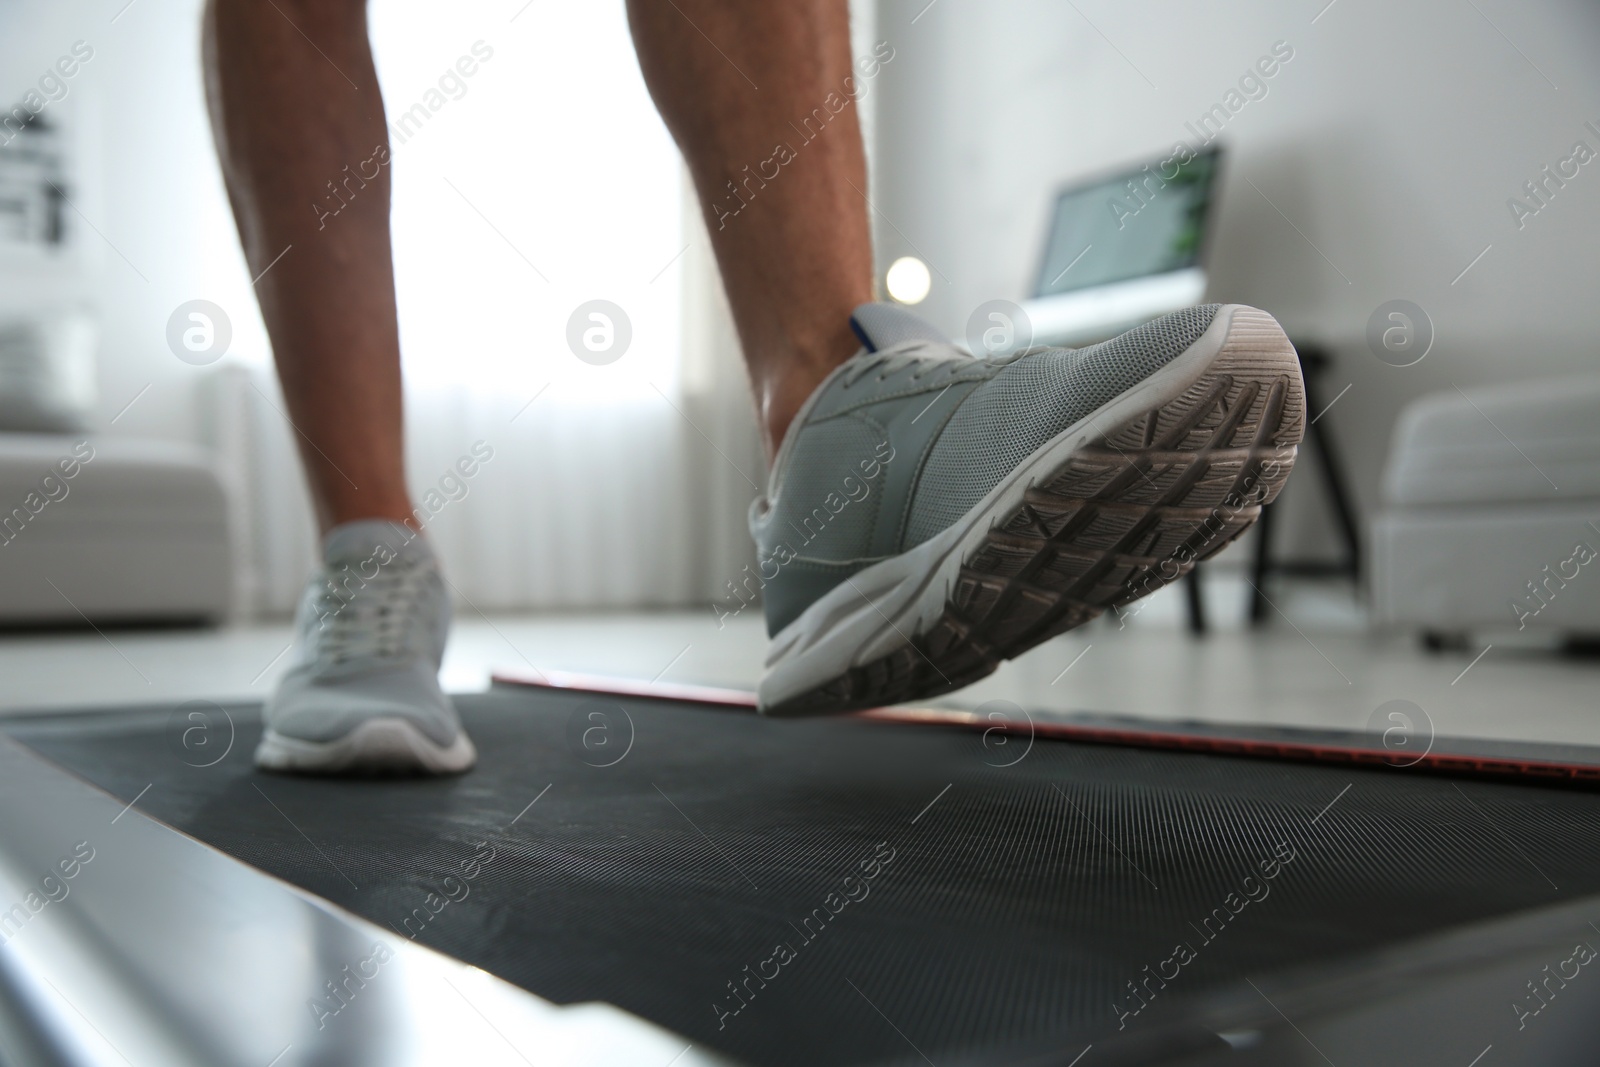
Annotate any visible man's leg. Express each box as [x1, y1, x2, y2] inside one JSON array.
[[203, 0, 474, 774], [631, 3, 1306, 716], [626, 0, 875, 460], [203, 0, 410, 531]]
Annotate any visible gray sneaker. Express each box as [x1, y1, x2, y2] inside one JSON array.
[[256, 520, 476, 774], [751, 303, 1305, 715]]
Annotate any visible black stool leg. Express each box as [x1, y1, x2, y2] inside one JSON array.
[[1306, 412, 1363, 582], [1185, 564, 1208, 635], [1250, 501, 1276, 625]]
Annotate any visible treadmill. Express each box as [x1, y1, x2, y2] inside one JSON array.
[[3, 147, 1595, 1067], [3, 675, 1600, 1066]]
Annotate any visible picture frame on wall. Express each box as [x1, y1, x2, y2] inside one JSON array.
[[0, 103, 72, 257]]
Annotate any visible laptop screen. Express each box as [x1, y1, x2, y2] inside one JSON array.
[[1033, 146, 1221, 299]]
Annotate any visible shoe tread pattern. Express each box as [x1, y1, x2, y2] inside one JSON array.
[[765, 308, 1306, 717]]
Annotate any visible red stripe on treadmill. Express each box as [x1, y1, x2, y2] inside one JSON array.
[[489, 669, 1600, 784]]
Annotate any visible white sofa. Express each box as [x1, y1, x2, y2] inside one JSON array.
[[0, 434, 231, 625], [1371, 376, 1600, 641]]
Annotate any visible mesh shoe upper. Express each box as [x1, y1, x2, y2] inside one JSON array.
[[749, 303, 1220, 636], [264, 520, 460, 746]]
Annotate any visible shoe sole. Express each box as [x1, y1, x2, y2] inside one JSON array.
[[255, 717, 477, 775], [759, 304, 1306, 716]]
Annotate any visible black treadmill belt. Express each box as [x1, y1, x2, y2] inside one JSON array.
[[9, 690, 1600, 1067]]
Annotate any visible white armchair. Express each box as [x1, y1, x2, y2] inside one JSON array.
[[0, 434, 231, 625], [1371, 375, 1600, 642]]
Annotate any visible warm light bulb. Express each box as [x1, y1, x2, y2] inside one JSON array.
[[885, 256, 932, 305]]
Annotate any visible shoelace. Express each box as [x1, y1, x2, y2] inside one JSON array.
[[840, 339, 1057, 390], [309, 556, 434, 671], [841, 343, 966, 388]]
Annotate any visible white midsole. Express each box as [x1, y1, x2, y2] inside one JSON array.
[[255, 716, 477, 774], [757, 304, 1247, 712]]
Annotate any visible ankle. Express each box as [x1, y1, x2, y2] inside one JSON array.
[[759, 380, 809, 463], [318, 499, 422, 539], [755, 325, 862, 462]]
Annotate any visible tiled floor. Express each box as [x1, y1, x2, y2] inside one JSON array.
[[1, 574, 1594, 748]]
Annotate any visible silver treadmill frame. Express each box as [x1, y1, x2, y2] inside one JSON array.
[[0, 735, 734, 1067]]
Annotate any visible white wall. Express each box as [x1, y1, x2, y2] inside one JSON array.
[[0, 0, 262, 446], [868, 0, 1600, 560]]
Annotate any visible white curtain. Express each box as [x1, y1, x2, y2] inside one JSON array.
[[205, 0, 762, 619]]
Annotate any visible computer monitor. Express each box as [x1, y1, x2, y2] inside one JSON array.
[[1021, 144, 1222, 347]]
